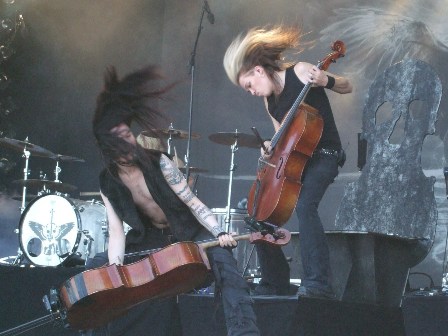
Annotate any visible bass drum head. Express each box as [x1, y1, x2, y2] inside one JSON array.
[[19, 194, 81, 266]]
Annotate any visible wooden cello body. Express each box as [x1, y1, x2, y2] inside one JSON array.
[[59, 242, 210, 330], [56, 229, 291, 330], [248, 103, 322, 225], [248, 41, 346, 226]]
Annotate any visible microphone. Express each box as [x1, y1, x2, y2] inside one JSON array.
[[204, 0, 215, 24]]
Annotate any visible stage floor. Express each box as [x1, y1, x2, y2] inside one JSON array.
[[0, 265, 447, 336]]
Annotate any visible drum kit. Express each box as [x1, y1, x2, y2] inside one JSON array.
[[0, 136, 107, 267], [0, 128, 263, 276]]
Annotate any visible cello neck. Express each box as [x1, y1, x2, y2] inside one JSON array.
[[198, 228, 291, 250], [197, 233, 252, 250], [123, 234, 251, 259], [124, 229, 291, 259]]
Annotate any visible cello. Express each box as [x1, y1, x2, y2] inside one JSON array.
[[0, 228, 290, 335], [247, 41, 346, 226]]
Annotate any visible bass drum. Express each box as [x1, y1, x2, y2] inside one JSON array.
[[211, 208, 260, 277], [19, 194, 107, 266]]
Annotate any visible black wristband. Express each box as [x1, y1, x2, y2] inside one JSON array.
[[325, 75, 335, 89], [217, 232, 228, 238]]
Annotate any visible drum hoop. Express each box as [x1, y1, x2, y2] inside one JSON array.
[[82, 199, 105, 207], [19, 193, 82, 266]]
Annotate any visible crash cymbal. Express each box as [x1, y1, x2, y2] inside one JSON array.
[[51, 154, 85, 162], [178, 167, 208, 174], [208, 132, 260, 148], [144, 128, 200, 140], [0, 137, 55, 157], [13, 179, 78, 193]]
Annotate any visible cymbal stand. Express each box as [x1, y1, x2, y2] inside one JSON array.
[[166, 123, 174, 155], [20, 141, 31, 213], [12, 142, 31, 266], [224, 131, 239, 231], [54, 160, 61, 182]]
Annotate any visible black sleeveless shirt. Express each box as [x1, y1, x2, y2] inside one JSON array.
[[267, 66, 341, 151], [99, 149, 201, 245]]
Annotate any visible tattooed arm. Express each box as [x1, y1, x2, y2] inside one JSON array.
[[159, 154, 236, 247]]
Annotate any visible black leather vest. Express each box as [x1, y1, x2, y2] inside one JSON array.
[[99, 149, 201, 245]]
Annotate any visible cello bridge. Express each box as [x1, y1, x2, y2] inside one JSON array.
[[258, 157, 276, 169]]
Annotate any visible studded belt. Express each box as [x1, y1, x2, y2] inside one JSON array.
[[315, 148, 340, 158]]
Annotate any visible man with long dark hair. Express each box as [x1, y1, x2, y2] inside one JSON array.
[[88, 65, 260, 336]]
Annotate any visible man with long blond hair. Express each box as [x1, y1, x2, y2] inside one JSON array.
[[224, 25, 352, 299]]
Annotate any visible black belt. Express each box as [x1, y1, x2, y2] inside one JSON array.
[[315, 148, 340, 158], [315, 148, 346, 168]]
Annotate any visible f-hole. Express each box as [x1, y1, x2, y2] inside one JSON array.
[[276, 157, 284, 179], [375, 101, 405, 145]]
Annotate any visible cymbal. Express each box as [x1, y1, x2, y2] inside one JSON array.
[[51, 154, 85, 162], [0, 137, 55, 157], [178, 167, 208, 174], [208, 132, 260, 148], [144, 128, 200, 140], [12, 179, 78, 193]]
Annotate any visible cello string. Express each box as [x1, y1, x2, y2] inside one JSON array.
[[123, 235, 236, 259], [0, 315, 55, 336]]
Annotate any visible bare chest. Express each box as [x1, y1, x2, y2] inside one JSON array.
[[118, 168, 168, 226]]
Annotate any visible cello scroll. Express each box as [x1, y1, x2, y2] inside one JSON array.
[[318, 40, 346, 71]]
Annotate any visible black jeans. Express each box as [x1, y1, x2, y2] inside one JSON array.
[[192, 229, 260, 336], [256, 152, 339, 293]]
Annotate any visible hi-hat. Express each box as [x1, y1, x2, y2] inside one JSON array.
[[51, 154, 85, 162], [0, 137, 55, 157], [144, 128, 200, 140], [208, 132, 260, 148], [178, 167, 208, 174], [13, 179, 78, 193]]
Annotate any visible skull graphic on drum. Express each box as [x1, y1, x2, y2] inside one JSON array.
[[19, 194, 107, 266]]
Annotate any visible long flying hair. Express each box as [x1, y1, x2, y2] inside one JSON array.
[[223, 25, 306, 89], [93, 65, 175, 169]]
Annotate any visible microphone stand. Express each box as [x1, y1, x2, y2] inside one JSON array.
[[442, 167, 448, 293], [185, 3, 210, 183]]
